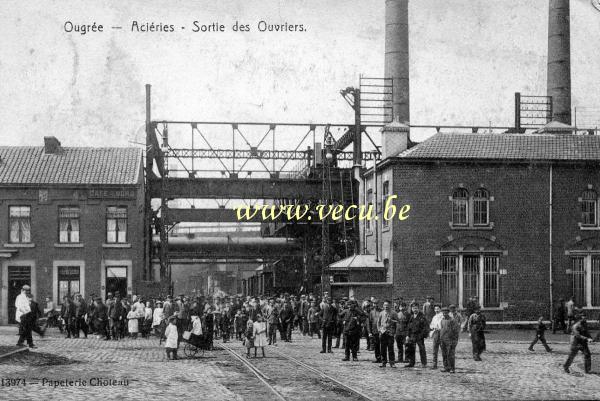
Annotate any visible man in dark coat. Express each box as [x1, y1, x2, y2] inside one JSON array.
[[334, 299, 347, 349], [109, 294, 124, 340], [319, 297, 337, 353], [91, 297, 109, 340], [340, 301, 367, 362], [73, 294, 88, 338], [564, 310, 594, 374], [439, 307, 460, 373], [404, 302, 428, 367], [467, 307, 486, 361], [60, 295, 75, 339], [553, 299, 567, 334], [265, 298, 279, 345], [394, 302, 410, 363], [203, 307, 214, 350], [279, 301, 294, 342]]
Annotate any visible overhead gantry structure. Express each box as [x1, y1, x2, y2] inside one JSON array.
[[143, 78, 391, 295]]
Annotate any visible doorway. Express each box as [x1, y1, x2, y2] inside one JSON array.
[[8, 266, 31, 324], [106, 266, 127, 298]]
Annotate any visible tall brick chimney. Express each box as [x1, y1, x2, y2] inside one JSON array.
[[547, 0, 571, 125], [44, 136, 62, 154], [385, 0, 410, 124]]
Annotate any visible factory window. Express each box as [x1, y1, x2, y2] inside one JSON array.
[[382, 180, 390, 228], [483, 256, 500, 307], [58, 207, 80, 243], [366, 189, 373, 232], [9, 206, 31, 243], [572, 257, 586, 307], [581, 190, 597, 226], [473, 189, 489, 226], [106, 206, 128, 243], [440, 256, 458, 306], [451, 189, 469, 226], [570, 255, 600, 307], [439, 253, 501, 309]]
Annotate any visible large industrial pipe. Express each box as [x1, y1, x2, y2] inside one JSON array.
[[547, 0, 571, 125], [385, 0, 410, 123], [152, 236, 300, 248]]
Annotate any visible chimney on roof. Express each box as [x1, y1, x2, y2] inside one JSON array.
[[381, 117, 410, 159], [44, 136, 62, 154]]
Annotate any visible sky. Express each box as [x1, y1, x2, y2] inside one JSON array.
[[1, 0, 599, 150]]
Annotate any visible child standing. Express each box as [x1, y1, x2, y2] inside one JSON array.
[[244, 319, 254, 358], [528, 316, 552, 352], [307, 301, 320, 338], [164, 316, 179, 360], [253, 314, 267, 358], [127, 306, 139, 339]]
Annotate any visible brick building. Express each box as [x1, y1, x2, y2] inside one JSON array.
[[361, 121, 600, 321], [0, 137, 144, 324]]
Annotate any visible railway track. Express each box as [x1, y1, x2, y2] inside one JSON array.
[[217, 341, 375, 401], [216, 342, 286, 401]]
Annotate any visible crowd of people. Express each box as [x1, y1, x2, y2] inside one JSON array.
[[12, 285, 598, 374]]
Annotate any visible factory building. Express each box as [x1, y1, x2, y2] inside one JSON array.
[[362, 121, 600, 321], [0, 137, 144, 324]]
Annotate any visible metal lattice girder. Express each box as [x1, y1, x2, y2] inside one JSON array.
[[148, 177, 343, 200], [166, 148, 379, 161]]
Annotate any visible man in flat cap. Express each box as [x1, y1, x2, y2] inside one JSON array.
[[564, 309, 594, 374], [440, 307, 460, 373], [340, 300, 367, 362], [467, 306, 486, 361]]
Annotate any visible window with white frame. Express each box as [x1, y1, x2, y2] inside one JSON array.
[[451, 189, 469, 226], [366, 189, 373, 232], [9, 206, 31, 243], [581, 190, 597, 227], [570, 255, 600, 307], [451, 187, 492, 228], [59, 207, 80, 243], [382, 180, 390, 228], [473, 189, 489, 226], [439, 254, 501, 308], [106, 206, 128, 243]]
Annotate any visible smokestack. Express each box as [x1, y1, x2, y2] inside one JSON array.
[[547, 0, 571, 125], [385, 0, 410, 123]]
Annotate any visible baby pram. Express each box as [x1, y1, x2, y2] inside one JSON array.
[[182, 331, 211, 358]]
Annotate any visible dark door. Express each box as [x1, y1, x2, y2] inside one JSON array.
[[8, 266, 31, 324], [106, 267, 127, 298]]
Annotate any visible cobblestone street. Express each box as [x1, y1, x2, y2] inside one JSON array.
[[0, 326, 599, 400]]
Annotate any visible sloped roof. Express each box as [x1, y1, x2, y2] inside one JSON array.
[[0, 147, 142, 185], [398, 133, 600, 161], [329, 254, 385, 270]]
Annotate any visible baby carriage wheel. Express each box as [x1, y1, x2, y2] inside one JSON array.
[[184, 342, 199, 358]]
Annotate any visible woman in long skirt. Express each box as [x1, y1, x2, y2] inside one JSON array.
[[253, 314, 268, 358]]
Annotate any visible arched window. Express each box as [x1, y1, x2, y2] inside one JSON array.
[[582, 190, 597, 226], [452, 188, 469, 226], [473, 188, 489, 226]]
